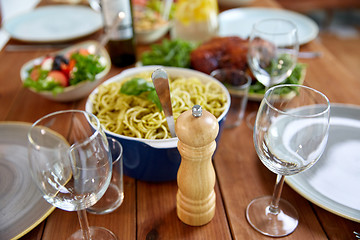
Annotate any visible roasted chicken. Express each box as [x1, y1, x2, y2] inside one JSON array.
[[190, 36, 249, 75]]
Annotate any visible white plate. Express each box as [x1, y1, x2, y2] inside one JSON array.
[[0, 122, 55, 240], [218, 7, 319, 45], [4, 5, 103, 42], [286, 104, 360, 222]]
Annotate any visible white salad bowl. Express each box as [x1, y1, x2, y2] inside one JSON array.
[[136, 22, 171, 44], [20, 40, 111, 102], [133, 5, 171, 44]]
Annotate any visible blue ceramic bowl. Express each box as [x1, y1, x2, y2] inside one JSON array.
[[85, 66, 230, 182]]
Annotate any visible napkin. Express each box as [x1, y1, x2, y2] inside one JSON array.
[[0, 0, 40, 51], [0, 30, 10, 51]]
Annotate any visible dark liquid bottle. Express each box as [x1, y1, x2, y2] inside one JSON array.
[[101, 0, 136, 68], [107, 38, 136, 67]]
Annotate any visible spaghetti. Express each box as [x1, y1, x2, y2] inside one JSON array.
[[91, 72, 228, 139]]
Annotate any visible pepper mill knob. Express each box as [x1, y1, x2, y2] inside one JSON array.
[[175, 105, 219, 226]]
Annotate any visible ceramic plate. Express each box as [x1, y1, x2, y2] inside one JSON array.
[[0, 122, 55, 240], [286, 104, 360, 222], [4, 5, 102, 42], [219, 7, 319, 45]]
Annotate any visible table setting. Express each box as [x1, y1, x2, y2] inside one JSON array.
[[0, 0, 359, 239]]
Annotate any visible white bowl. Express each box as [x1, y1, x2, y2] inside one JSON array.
[[133, 5, 171, 44], [136, 22, 171, 44], [20, 40, 111, 102]]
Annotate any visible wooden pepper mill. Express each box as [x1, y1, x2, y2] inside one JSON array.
[[175, 105, 219, 226]]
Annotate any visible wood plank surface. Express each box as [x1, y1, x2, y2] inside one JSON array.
[[136, 181, 232, 239], [215, 123, 328, 239], [319, 32, 360, 79], [40, 176, 136, 240], [300, 40, 360, 105], [214, 0, 360, 239], [0, 0, 359, 239], [275, 0, 360, 12]]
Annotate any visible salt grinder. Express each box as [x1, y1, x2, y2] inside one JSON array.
[[175, 105, 219, 226]]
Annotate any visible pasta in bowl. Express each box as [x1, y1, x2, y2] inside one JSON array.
[[85, 66, 230, 181]]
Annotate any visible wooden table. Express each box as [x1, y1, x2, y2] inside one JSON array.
[[1, 0, 359, 239], [275, 0, 360, 13]]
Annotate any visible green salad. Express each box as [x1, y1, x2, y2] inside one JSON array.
[[23, 49, 105, 95], [141, 39, 198, 68], [249, 63, 306, 95]]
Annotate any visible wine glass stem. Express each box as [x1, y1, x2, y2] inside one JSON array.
[[265, 78, 272, 92], [77, 209, 92, 240], [269, 175, 285, 214]]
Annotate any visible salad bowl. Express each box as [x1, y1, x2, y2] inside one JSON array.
[[20, 40, 111, 102], [85, 66, 230, 181], [136, 22, 171, 44], [134, 5, 171, 44]]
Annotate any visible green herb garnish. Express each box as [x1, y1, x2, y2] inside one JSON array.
[[265, 53, 294, 77], [120, 77, 162, 110], [146, 0, 176, 19], [249, 63, 306, 95], [141, 39, 198, 68], [69, 53, 105, 85]]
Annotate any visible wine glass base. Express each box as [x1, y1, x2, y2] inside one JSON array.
[[68, 226, 117, 240], [87, 183, 124, 215], [246, 196, 298, 237], [246, 111, 257, 130]]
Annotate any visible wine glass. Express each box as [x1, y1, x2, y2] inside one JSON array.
[[246, 84, 330, 237], [247, 18, 299, 88], [87, 137, 124, 215], [28, 110, 117, 240], [246, 18, 299, 128]]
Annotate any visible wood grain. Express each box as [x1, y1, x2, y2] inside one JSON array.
[[0, 0, 359, 239]]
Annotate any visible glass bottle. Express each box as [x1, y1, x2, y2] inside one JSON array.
[[101, 0, 136, 67], [170, 0, 219, 43]]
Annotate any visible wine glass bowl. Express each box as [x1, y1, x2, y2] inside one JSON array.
[[28, 110, 117, 240], [247, 18, 299, 88], [246, 84, 330, 237], [255, 86, 330, 175]]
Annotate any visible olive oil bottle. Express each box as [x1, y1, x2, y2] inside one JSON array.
[[101, 0, 136, 67]]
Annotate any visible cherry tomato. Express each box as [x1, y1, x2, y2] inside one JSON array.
[[48, 70, 69, 87], [30, 66, 41, 81], [60, 59, 76, 78]]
